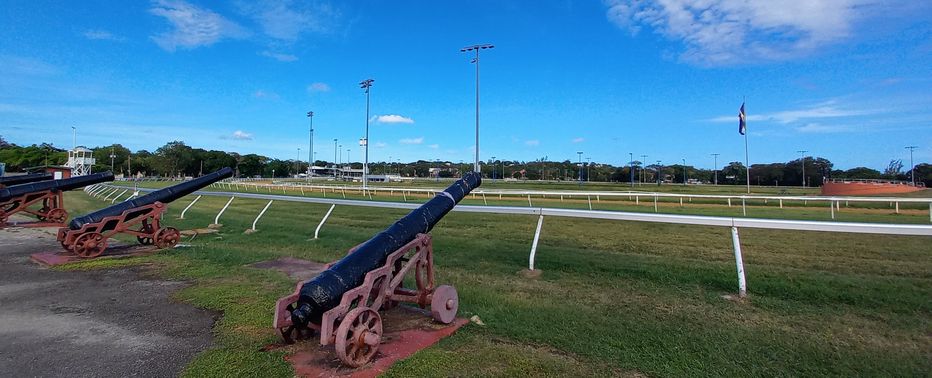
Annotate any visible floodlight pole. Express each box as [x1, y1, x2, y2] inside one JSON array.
[[640, 155, 647, 184], [586, 157, 591, 182], [109, 147, 115, 172], [461, 43, 494, 173], [629, 152, 634, 186], [360, 79, 374, 189], [682, 158, 687, 185], [797, 150, 808, 187], [906, 146, 918, 186], [577, 151, 583, 184], [333, 139, 338, 179], [307, 111, 314, 181], [711, 153, 720, 185], [491, 156, 496, 181]]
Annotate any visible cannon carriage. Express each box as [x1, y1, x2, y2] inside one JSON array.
[[273, 172, 480, 367], [0, 172, 113, 228], [57, 167, 233, 258]]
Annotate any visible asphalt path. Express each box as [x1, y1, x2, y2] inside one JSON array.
[[0, 226, 215, 377]]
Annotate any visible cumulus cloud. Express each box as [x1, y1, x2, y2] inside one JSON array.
[[149, 0, 247, 51], [236, 0, 338, 41], [83, 29, 125, 41], [604, 0, 881, 65], [399, 137, 423, 145], [307, 82, 330, 92], [231, 130, 253, 140], [375, 114, 414, 124], [260, 50, 298, 62], [572, 137, 585, 143], [525, 139, 540, 146]]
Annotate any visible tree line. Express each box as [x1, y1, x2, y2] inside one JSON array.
[[1, 136, 928, 187]]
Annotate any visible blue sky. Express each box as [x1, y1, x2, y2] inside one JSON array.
[[1, 0, 930, 170]]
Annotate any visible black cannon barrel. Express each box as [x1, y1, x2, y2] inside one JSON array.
[[292, 172, 481, 324], [68, 167, 233, 230], [0, 172, 114, 203], [0, 173, 53, 187]]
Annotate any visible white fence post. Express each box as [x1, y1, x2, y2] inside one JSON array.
[[314, 204, 336, 239], [180, 195, 202, 219], [111, 189, 128, 203], [528, 215, 545, 271], [895, 201, 899, 214], [250, 200, 274, 231], [653, 196, 658, 212], [527, 195, 533, 207], [482, 193, 488, 205], [213, 196, 235, 226], [831, 200, 835, 220], [742, 198, 747, 216], [587, 195, 592, 210], [731, 226, 748, 298]]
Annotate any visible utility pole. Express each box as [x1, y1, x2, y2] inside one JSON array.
[[359, 79, 374, 189], [461, 43, 494, 172], [586, 157, 591, 182], [307, 111, 314, 181], [711, 153, 720, 185], [656, 160, 662, 186], [109, 147, 115, 172], [491, 156, 496, 181], [797, 150, 808, 187], [682, 158, 687, 185], [905, 146, 918, 185]]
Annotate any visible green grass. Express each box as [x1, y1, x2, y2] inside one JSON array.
[[58, 188, 932, 377]]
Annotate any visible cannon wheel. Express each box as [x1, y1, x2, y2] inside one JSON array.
[[279, 303, 314, 344], [36, 207, 50, 221], [335, 307, 382, 367], [154, 227, 180, 249], [73, 232, 107, 258], [137, 223, 155, 245], [46, 208, 67, 224], [430, 285, 459, 324]]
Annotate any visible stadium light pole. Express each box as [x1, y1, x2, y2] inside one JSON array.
[[656, 160, 662, 186], [586, 157, 592, 182], [797, 150, 808, 187], [461, 43, 494, 173], [640, 155, 647, 184], [711, 153, 720, 185], [906, 146, 918, 185], [682, 158, 687, 185], [333, 139, 338, 179], [296, 148, 301, 177], [577, 151, 583, 184], [491, 156, 496, 181], [360, 79, 374, 189], [307, 111, 314, 181], [109, 147, 115, 172], [629, 152, 634, 186]]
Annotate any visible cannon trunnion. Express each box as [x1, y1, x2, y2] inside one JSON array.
[[0, 172, 114, 228], [273, 172, 480, 367], [57, 167, 233, 258]]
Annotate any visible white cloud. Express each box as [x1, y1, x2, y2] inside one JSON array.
[[708, 102, 874, 124], [83, 29, 125, 42], [428, 144, 440, 149], [307, 82, 330, 92], [149, 0, 247, 51], [525, 139, 540, 146], [236, 0, 337, 41], [253, 90, 279, 99], [604, 0, 879, 65], [231, 130, 253, 140], [260, 50, 298, 62], [376, 114, 414, 124], [399, 137, 423, 145], [795, 123, 857, 134], [572, 137, 585, 143], [374, 142, 387, 148]]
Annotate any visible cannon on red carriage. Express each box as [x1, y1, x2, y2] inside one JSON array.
[[57, 167, 233, 258], [0, 172, 113, 228], [273, 172, 480, 367], [0, 173, 53, 188]]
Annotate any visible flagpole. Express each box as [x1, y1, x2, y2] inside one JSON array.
[[743, 97, 750, 194]]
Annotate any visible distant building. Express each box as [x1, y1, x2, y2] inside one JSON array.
[[66, 146, 95, 176]]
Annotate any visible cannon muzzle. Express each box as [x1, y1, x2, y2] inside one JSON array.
[[68, 167, 233, 230], [0, 172, 114, 203], [0, 173, 54, 187], [292, 172, 481, 325]]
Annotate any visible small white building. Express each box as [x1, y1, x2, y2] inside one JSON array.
[[67, 146, 95, 176]]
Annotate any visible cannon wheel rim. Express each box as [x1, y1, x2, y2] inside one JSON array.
[[279, 303, 313, 344], [46, 208, 67, 224], [73, 232, 107, 258], [430, 285, 458, 324], [154, 227, 180, 249], [335, 307, 382, 368]]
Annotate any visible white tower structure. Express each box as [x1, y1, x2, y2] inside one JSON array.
[[67, 146, 95, 176]]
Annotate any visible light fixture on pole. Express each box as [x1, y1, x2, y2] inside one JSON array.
[[797, 150, 808, 187], [905, 146, 918, 186], [109, 147, 116, 172], [307, 111, 314, 181], [460, 43, 494, 173], [586, 157, 591, 182], [359, 79, 374, 189], [333, 139, 338, 179], [711, 153, 720, 185], [656, 160, 662, 185], [491, 156, 496, 181], [576, 151, 583, 184], [640, 154, 648, 184]]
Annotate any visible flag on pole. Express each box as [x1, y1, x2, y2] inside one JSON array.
[[738, 102, 747, 135]]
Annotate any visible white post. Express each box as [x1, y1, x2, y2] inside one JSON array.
[[111, 189, 128, 203], [528, 215, 544, 271], [679, 197, 683, 206], [250, 200, 274, 231], [929, 203, 931, 223], [779, 199, 783, 209], [587, 195, 592, 210], [742, 198, 747, 216], [636, 195, 639, 205], [731, 226, 747, 298], [403, 191, 407, 202], [180, 195, 202, 219], [483, 193, 487, 205], [101, 188, 118, 201], [728, 198, 732, 207], [895, 201, 899, 214], [314, 204, 336, 239], [653, 196, 658, 212], [342, 188, 346, 199], [527, 195, 532, 207], [830, 200, 835, 220], [213, 196, 235, 225]]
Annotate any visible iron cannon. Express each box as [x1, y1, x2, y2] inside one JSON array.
[[0, 172, 114, 228], [0, 173, 53, 188]]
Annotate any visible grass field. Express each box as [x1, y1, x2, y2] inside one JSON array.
[[108, 180, 932, 225], [57, 185, 932, 377]]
